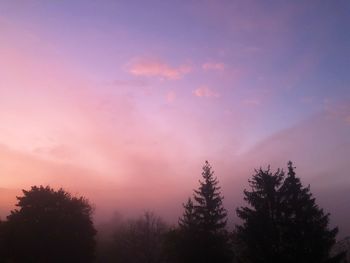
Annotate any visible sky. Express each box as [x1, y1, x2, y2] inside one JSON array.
[[0, 0, 349, 237]]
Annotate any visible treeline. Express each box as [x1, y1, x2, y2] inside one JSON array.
[[0, 161, 345, 263]]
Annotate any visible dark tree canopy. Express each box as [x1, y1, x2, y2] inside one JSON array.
[[4, 185, 96, 263], [236, 162, 339, 263], [236, 166, 285, 262], [175, 161, 232, 263]]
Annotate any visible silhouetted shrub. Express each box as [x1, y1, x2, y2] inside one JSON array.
[[5, 185, 96, 263]]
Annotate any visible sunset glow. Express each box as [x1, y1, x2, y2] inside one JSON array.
[[0, 1, 349, 237]]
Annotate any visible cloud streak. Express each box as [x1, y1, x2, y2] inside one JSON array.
[[128, 58, 191, 80], [193, 86, 220, 98]]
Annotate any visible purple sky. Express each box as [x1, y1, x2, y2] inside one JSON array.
[[0, 0, 349, 237]]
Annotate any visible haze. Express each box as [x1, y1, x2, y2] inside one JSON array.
[[0, 1, 349, 238]]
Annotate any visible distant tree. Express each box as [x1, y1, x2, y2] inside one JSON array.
[[176, 161, 232, 263], [179, 198, 197, 231], [236, 162, 339, 263], [168, 198, 200, 263], [112, 211, 168, 263], [5, 185, 96, 263]]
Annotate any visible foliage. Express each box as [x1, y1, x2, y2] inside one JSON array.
[[4, 185, 96, 263], [236, 162, 339, 263], [193, 161, 228, 233], [179, 198, 197, 231], [175, 161, 232, 263]]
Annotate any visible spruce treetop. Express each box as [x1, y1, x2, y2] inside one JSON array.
[[193, 161, 227, 233]]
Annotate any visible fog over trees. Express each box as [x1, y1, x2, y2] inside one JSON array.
[[0, 161, 347, 263]]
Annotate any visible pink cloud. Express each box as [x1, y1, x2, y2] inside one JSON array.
[[128, 58, 191, 80], [193, 86, 220, 98], [202, 62, 225, 71]]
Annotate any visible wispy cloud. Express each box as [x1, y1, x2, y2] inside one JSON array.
[[128, 58, 191, 80], [193, 86, 220, 98], [202, 62, 225, 71]]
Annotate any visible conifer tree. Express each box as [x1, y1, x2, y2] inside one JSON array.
[[236, 166, 285, 262], [179, 198, 197, 231], [177, 161, 232, 263], [279, 161, 339, 263], [236, 162, 340, 263], [193, 161, 227, 234]]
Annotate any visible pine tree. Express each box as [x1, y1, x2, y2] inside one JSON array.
[[236, 162, 340, 263], [179, 198, 197, 231], [236, 166, 285, 263], [193, 161, 227, 234], [279, 161, 339, 263], [177, 161, 232, 263]]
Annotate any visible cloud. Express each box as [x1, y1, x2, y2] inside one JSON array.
[[128, 58, 191, 80], [202, 62, 225, 71], [193, 86, 220, 98]]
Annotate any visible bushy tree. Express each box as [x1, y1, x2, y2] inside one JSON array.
[[4, 185, 96, 263], [236, 162, 339, 263], [176, 161, 232, 263]]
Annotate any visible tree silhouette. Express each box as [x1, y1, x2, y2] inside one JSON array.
[[179, 198, 197, 231], [176, 161, 232, 263], [193, 161, 228, 233], [279, 161, 339, 263], [112, 211, 168, 263], [236, 166, 284, 262], [5, 185, 96, 263], [236, 162, 339, 263], [0, 219, 8, 263]]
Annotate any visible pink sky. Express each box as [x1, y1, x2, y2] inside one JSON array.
[[0, 1, 349, 237]]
